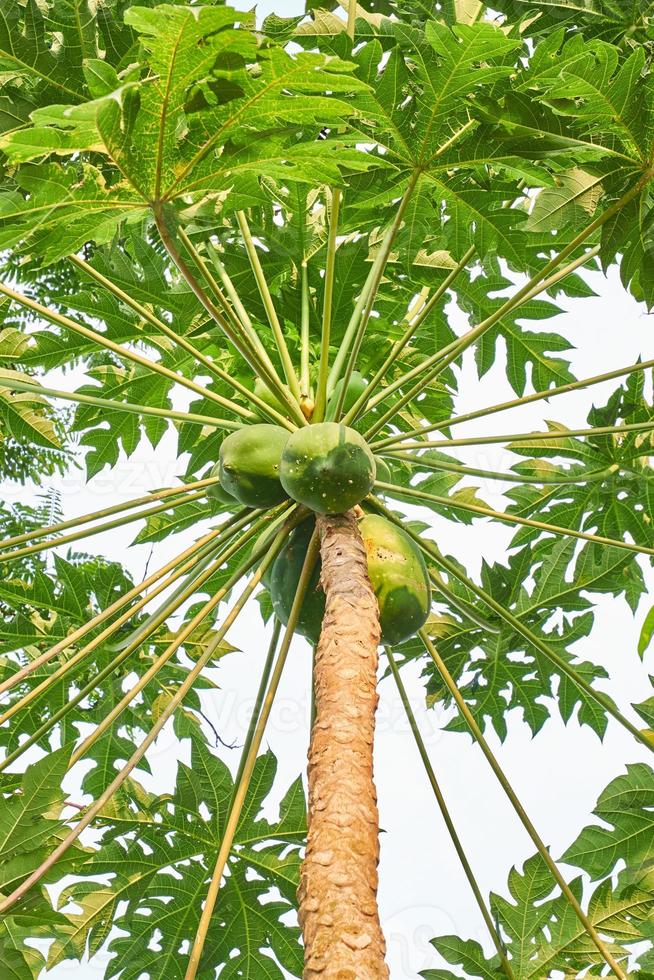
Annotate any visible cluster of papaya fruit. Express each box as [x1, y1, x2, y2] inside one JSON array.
[[207, 376, 431, 646], [268, 515, 431, 646]]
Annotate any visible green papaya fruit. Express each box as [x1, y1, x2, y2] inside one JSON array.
[[252, 378, 291, 420], [359, 513, 431, 645], [207, 461, 237, 503], [219, 424, 289, 508], [324, 371, 367, 421], [279, 422, 375, 514], [373, 456, 392, 485], [269, 518, 325, 642], [269, 512, 430, 646]]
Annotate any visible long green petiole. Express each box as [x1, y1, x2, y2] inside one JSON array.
[[313, 188, 342, 423], [70, 252, 293, 430], [183, 529, 320, 980], [176, 228, 272, 357], [0, 375, 238, 430], [430, 569, 500, 634], [300, 261, 312, 403], [310, 0, 353, 420], [0, 280, 257, 423], [0, 540, 213, 730], [229, 619, 282, 805], [384, 452, 617, 486], [346, 0, 357, 35], [154, 209, 306, 427], [206, 247, 274, 368], [385, 647, 515, 979], [375, 479, 654, 557], [330, 173, 420, 420], [176, 227, 293, 408], [68, 513, 291, 768], [370, 496, 654, 755], [373, 417, 654, 452], [0, 539, 229, 773], [236, 210, 303, 404], [344, 284, 432, 425], [0, 511, 257, 726], [0, 526, 290, 915], [0, 487, 210, 565], [57, 518, 286, 766], [109, 541, 231, 655], [386, 356, 654, 446], [0, 477, 225, 554], [113, 501, 297, 656], [364, 244, 603, 440], [0, 510, 250, 699], [343, 246, 476, 426], [420, 630, 629, 980], [362, 243, 599, 423]]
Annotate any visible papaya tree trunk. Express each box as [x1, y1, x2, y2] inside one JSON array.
[[298, 510, 389, 979]]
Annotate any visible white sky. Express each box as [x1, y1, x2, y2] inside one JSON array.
[[2, 3, 653, 977]]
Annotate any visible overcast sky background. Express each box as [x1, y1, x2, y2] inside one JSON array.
[[3, 2, 653, 977]]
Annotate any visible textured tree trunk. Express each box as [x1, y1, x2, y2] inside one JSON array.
[[298, 510, 389, 979]]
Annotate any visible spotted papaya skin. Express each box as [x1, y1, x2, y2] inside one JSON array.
[[219, 424, 289, 508], [279, 422, 375, 515]]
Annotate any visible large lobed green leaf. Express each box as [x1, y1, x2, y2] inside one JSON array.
[[424, 763, 654, 977], [48, 741, 306, 978]]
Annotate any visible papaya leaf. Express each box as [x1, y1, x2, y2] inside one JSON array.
[[0, 748, 85, 979], [48, 743, 306, 978], [0, 369, 62, 449], [639, 607, 654, 658], [561, 763, 654, 882]]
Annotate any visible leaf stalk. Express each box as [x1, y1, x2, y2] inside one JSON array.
[[154, 208, 305, 427], [69, 252, 291, 429], [236, 210, 303, 404], [375, 479, 654, 557], [420, 630, 628, 980], [370, 495, 654, 756], [375, 418, 654, 453], [330, 172, 420, 419], [386, 647, 515, 979], [364, 244, 602, 439], [0, 375, 237, 430], [0, 280, 255, 423], [0, 512, 255, 729], [313, 188, 342, 423], [343, 246, 476, 425], [183, 531, 319, 979], [0, 527, 288, 916]]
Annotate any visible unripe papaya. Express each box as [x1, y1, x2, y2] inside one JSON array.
[[325, 371, 367, 421], [269, 519, 325, 642], [279, 422, 375, 514], [207, 461, 237, 503], [253, 378, 291, 420], [373, 455, 392, 485], [219, 424, 289, 508], [269, 513, 431, 646], [359, 514, 431, 645]]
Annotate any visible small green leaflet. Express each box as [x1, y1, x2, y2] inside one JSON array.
[[0, 748, 86, 980], [639, 607, 654, 658], [0, 369, 62, 450]]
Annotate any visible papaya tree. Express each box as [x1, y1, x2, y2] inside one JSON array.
[[1, 0, 654, 977]]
